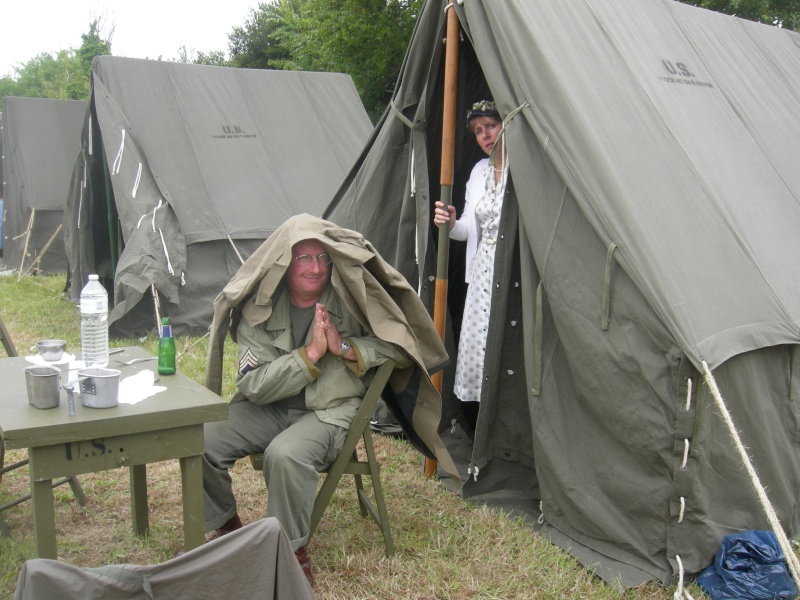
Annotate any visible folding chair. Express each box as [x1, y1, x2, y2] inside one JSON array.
[[0, 314, 87, 538], [249, 359, 396, 555], [0, 314, 17, 357]]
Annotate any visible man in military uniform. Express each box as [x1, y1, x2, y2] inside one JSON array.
[[202, 236, 411, 587]]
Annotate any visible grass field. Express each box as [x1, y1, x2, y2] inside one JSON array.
[[0, 273, 707, 599]]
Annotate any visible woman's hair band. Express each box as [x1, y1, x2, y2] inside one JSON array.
[[466, 100, 500, 126]]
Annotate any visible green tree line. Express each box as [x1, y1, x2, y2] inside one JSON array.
[[0, 20, 110, 101], [692, 0, 798, 28], [2, 1, 797, 121]]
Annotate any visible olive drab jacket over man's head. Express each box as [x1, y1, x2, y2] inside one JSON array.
[[205, 214, 459, 485]]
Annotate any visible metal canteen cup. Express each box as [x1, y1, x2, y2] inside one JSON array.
[[30, 339, 67, 362], [24, 365, 62, 409], [64, 367, 121, 409]]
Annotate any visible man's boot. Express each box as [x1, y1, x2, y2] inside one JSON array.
[[207, 513, 243, 541], [294, 546, 315, 587]]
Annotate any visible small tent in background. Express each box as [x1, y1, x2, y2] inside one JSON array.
[[1, 109, 3, 257], [1, 97, 86, 274], [65, 56, 373, 336], [325, 0, 800, 588]]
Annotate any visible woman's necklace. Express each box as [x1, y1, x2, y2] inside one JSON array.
[[485, 140, 509, 198], [481, 141, 509, 246]]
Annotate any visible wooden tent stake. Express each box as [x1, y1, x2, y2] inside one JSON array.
[[151, 284, 161, 331], [17, 210, 35, 282], [22, 224, 63, 279]]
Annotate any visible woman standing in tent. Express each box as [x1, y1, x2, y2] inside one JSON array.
[[434, 100, 509, 436]]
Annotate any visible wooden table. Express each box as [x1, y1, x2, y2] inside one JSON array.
[[0, 346, 228, 558]]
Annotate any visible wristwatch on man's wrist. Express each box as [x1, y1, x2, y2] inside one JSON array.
[[340, 340, 351, 357]]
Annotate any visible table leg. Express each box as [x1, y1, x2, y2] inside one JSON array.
[[30, 476, 57, 559], [130, 464, 149, 536], [180, 454, 204, 551]]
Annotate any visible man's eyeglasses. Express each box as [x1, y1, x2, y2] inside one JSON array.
[[293, 253, 332, 266]]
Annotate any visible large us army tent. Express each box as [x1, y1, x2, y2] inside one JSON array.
[[2, 97, 86, 274], [65, 56, 372, 336], [325, 0, 800, 588]]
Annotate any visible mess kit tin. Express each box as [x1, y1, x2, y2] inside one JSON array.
[[26, 363, 121, 412], [64, 367, 121, 409], [30, 339, 67, 362], [24, 365, 62, 409]]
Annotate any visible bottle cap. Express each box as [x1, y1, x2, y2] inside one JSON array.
[[162, 317, 170, 324]]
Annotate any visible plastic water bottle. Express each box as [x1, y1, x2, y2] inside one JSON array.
[[158, 317, 176, 375], [80, 274, 109, 367]]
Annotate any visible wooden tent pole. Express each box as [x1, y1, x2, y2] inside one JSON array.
[[426, 1, 460, 479]]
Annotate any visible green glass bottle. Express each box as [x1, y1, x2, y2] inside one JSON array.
[[158, 317, 176, 375]]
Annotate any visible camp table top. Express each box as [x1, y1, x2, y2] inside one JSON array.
[[0, 346, 228, 558]]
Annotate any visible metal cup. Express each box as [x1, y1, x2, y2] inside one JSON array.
[[24, 365, 62, 409], [30, 339, 67, 362], [77, 367, 121, 408]]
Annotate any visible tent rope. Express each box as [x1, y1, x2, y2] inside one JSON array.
[[685, 378, 693, 412], [150, 199, 163, 231], [136, 199, 160, 230], [676, 381, 694, 524], [601, 242, 617, 330], [226, 235, 245, 265], [78, 162, 86, 230], [700, 359, 800, 585], [177, 330, 209, 360], [503, 101, 529, 126], [154, 220, 175, 275], [132, 163, 142, 198], [410, 145, 416, 197], [111, 129, 126, 175], [680, 439, 690, 470], [672, 555, 696, 600], [389, 100, 423, 130], [158, 228, 175, 276]]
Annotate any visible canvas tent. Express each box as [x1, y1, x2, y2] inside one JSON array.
[[1, 109, 3, 253], [324, 0, 800, 588], [2, 97, 86, 274], [1, 110, 3, 255], [65, 56, 372, 336]]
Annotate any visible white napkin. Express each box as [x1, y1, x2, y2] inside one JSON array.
[[118, 370, 167, 405], [26, 353, 76, 366]]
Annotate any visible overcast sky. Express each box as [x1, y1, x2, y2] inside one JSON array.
[[1, 0, 257, 77]]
